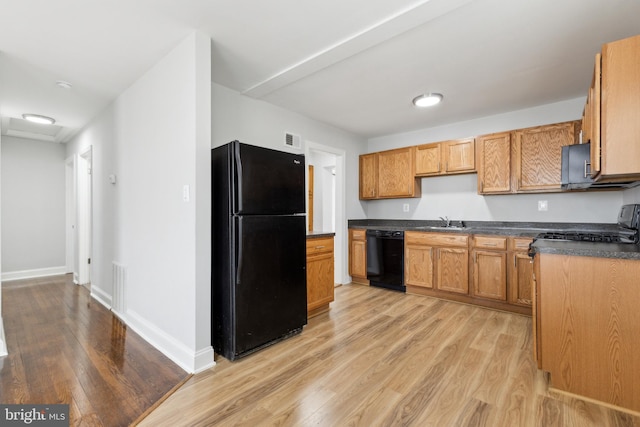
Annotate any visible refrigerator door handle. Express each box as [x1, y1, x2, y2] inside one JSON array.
[[234, 143, 243, 213], [236, 218, 243, 284]]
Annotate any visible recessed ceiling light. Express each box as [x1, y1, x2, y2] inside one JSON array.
[[22, 114, 56, 125], [56, 80, 73, 89], [413, 93, 443, 108]]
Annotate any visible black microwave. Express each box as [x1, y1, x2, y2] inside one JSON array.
[[561, 143, 640, 190]]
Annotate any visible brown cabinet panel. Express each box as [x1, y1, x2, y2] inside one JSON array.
[[476, 132, 512, 194], [359, 153, 378, 199], [599, 35, 640, 181], [349, 229, 367, 280], [405, 244, 433, 288], [406, 232, 468, 247], [359, 147, 420, 199], [415, 143, 442, 175], [537, 253, 640, 413], [306, 237, 334, 316], [514, 122, 577, 192], [472, 250, 507, 301], [436, 248, 469, 294], [472, 235, 507, 250], [377, 147, 419, 198], [509, 252, 533, 306], [444, 138, 475, 173]]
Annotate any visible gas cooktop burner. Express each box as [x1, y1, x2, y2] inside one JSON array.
[[534, 229, 638, 244]]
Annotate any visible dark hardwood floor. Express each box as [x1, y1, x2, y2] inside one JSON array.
[[0, 274, 189, 426]]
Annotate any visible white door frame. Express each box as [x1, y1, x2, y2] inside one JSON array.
[[65, 156, 76, 275], [305, 141, 347, 285], [76, 147, 93, 287]]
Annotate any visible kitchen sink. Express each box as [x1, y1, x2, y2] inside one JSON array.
[[415, 226, 467, 231]]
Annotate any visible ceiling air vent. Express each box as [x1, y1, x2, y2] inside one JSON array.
[[284, 132, 301, 149]]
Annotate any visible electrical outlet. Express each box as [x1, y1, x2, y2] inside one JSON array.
[[402, 203, 410, 212], [538, 200, 548, 211]]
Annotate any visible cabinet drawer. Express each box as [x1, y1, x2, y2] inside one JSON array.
[[350, 229, 366, 241], [307, 237, 334, 255], [509, 237, 533, 251], [473, 236, 507, 250], [406, 231, 468, 247]]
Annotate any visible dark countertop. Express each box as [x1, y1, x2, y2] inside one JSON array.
[[349, 219, 640, 260], [530, 239, 640, 260], [307, 231, 336, 239]]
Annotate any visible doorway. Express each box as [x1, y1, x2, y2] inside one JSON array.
[[306, 142, 346, 285], [66, 147, 92, 288]]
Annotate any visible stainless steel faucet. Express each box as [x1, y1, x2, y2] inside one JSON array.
[[439, 216, 450, 227]]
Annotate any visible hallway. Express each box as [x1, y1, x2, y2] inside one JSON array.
[[0, 274, 188, 426]]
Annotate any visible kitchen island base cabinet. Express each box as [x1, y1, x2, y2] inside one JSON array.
[[306, 236, 335, 318], [535, 253, 640, 414]]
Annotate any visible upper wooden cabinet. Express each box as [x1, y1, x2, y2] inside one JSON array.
[[588, 35, 640, 182], [513, 121, 578, 192], [359, 153, 378, 199], [476, 132, 512, 194], [359, 147, 421, 200], [415, 138, 475, 176], [477, 121, 579, 195]]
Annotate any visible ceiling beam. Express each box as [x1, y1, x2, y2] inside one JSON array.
[[242, 0, 473, 99]]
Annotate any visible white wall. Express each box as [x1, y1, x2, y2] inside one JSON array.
[[623, 185, 640, 204], [0, 127, 5, 357], [366, 98, 624, 224], [1, 136, 66, 278], [211, 83, 367, 284], [309, 150, 337, 232], [66, 32, 212, 373]]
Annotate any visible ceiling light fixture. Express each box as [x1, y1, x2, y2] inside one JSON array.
[[412, 93, 443, 108], [22, 113, 56, 125], [56, 80, 73, 89]]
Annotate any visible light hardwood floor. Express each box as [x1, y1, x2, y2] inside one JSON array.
[[140, 284, 640, 427]]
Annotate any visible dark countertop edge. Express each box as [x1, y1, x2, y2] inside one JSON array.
[[531, 240, 640, 260], [348, 219, 640, 260], [307, 231, 336, 239]]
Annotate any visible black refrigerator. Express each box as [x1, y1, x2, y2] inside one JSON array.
[[212, 140, 307, 361]]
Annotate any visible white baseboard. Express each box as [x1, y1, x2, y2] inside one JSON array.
[[90, 286, 112, 309], [125, 309, 215, 374], [1, 266, 67, 282]]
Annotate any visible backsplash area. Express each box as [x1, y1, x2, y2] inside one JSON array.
[[364, 173, 624, 224]]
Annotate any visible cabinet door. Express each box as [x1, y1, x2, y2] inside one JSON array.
[[590, 53, 602, 177], [306, 251, 334, 312], [514, 121, 577, 192], [377, 147, 418, 198], [444, 138, 475, 173], [477, 132, 512, 194], [415, 143, 442, 176], [600, 35, 640, 180], [349, 230, 367, 279], [472, 250, 507, 301], [359, 153, 378, 199], [509, 252, 533, 306], [436, 248, 469, 294], [405, 244, 434, 288]]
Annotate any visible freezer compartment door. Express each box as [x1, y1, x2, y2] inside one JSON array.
[[234, 214, 307, 356], [233, 142, 305, 215]]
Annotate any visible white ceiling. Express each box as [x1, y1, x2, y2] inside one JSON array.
[[1, 0, 639, 142]]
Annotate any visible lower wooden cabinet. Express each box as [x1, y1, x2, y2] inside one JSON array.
[[508, 237, 534, 307], [471, 236, 508, 301], [306, 236, 334, 318], [349, 229, 368, 283], [535, 253, 640, 414], [405, 231, 469, 295]]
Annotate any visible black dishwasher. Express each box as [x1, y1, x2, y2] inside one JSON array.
[[366, 230, 405, 292]]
